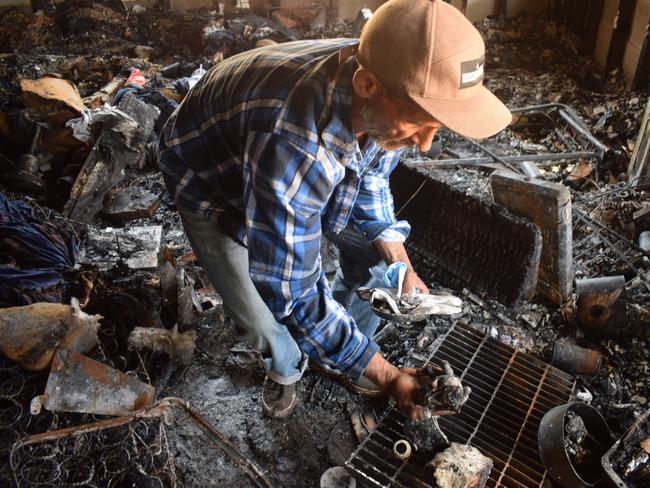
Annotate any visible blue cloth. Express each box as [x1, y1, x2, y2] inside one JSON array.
[[0, 194, 78, 306], [159, 39, 411, 379]]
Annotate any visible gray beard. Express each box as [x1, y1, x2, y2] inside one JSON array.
[[358, 100, 413, 150]]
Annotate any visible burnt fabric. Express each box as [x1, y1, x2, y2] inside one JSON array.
[[0, 193, 78, 306]]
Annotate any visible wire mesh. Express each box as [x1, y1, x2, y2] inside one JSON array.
[[572, 185, 650, 293], [0, 338, 169, 487]]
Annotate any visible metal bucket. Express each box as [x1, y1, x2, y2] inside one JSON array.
[[538, 402, 613, 488]]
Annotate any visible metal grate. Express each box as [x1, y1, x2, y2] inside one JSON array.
[[346, 322, 576, 488], [391, 165, 542, 307]]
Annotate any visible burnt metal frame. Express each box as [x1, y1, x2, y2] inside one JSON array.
[[406, 103, 608, 171], [572, 204, 650, 293], [345, 322, 576, 488]]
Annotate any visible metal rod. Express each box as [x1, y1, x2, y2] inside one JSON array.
[[11, 399, 273, 488], [558, 109, 609, 156], [161, 398, 273, 488], [574, 208, 650, 259], [462, 137, 524, 174], [28, 125, 42, 155], [573, 210, 650, 292], [405, 151, 600, 168], [509, 103, 609, 156]]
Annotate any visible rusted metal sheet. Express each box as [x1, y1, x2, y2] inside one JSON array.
[[31, 348, 155, 416]]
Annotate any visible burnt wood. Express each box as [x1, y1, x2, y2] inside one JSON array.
[[63, 92, 159, 224]]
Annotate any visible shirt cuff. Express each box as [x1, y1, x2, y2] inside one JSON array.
[[346, 337, 381, 380], [370, 219, 411, 243]]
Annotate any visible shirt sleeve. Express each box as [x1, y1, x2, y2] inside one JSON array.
[[243, 132, 379, 379], [350, 150, 411, 242]]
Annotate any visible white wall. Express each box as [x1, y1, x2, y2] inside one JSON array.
[[593, 0, 620, 70], [623, 0, 650, 87]]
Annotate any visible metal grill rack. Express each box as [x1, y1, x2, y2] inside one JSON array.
[[345, 322, 576, 488]]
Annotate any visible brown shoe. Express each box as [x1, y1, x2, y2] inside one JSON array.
[[261, 376, 297, 418]]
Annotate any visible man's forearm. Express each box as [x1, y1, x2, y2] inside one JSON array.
[[372, 240, 414, 269], [372, 240, 429, 294], [363, 351, 400, 390]]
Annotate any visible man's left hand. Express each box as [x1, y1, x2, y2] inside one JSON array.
[[402, 268, 429, 295]]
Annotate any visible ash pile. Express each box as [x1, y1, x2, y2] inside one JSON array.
[[0, 1, 648, 488]]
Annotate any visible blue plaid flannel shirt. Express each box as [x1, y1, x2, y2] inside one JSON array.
[[159, 39, 411, 379]]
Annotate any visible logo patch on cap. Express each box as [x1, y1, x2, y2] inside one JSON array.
[[460, 57, 484, 89]]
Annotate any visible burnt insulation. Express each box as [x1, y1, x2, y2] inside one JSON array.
[[391, 165, 542, 307]]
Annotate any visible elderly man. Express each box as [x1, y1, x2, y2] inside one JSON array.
[[159, 0, 510, 419]]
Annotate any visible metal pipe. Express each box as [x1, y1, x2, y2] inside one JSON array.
[[551, 341, 603, 376], [520, 161, 542, 178], [404, 151, 600, 167], [510, 103, 609, 156], [558, 109, 609, 156], [28, 125, 41, 155], [462, 137, 523, 174], [575, 276, 626, 295]]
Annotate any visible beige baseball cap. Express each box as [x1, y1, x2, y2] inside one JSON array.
[[357, 0, 512, 139]]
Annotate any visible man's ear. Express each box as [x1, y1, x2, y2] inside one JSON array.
[[353, 67, 383, 100]]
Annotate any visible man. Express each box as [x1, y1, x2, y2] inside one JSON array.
[[159, 0, 511, 419]]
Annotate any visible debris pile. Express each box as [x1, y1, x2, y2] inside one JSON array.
[[0, 2, 647, 487]]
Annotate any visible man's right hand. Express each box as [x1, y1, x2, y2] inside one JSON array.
[[363, 352, 432, 421]]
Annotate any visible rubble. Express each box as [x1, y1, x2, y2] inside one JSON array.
[[128, 324, 197, 365], [0, 297, 101, 371], [602, 409, 650, 487], [101, 185, 161, 222], [78, 225, 162, 270], [428, 442, 493, 488], [422, 361, 471, 416], [0, 3, 647, 487], [404, 414, 450, 454], [63, 91, 159, 223]]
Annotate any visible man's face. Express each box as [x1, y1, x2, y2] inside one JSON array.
[[359, 93, 443, 152]]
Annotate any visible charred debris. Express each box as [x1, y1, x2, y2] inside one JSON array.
[[0, 1, 649, 488]]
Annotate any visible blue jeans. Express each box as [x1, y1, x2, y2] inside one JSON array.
[[179, 208, 386, 384]]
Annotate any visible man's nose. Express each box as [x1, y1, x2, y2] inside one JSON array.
[[412, 127, 438, 152]]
